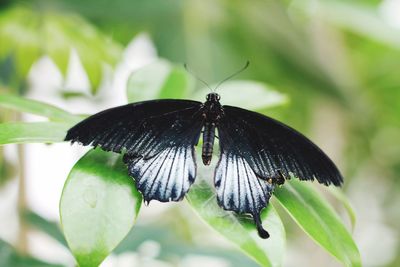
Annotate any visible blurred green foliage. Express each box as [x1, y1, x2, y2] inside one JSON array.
[[0, 5, 121, 89], [0, 239, 63, 267]]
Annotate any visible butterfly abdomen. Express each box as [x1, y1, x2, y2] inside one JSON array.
[[202, 122, 216, 165]]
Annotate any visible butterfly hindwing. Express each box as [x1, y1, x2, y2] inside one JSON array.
[[65, 99, 204, 202], [214, 151, 274, 238], [124, 145, 196, 202]]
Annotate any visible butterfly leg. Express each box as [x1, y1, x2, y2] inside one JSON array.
[[276, 170, 286, 185], [265, 170, 286, 186], [256, 173, 284, 185]]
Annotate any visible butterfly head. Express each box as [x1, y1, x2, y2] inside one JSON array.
[[206, 93, 221, 102]]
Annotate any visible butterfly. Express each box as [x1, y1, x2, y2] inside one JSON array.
[[65, 91, 343, 239]]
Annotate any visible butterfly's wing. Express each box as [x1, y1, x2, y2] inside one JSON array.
[[65, 99, 204, 202], [65, 100, 203, 157], [215, 105, 343, 238], [218, 106, 343, 185]]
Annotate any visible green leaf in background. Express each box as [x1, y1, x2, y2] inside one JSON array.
[[25, 211, 68, 248], [293, 0, 400, 48], [327, 187, 357, 231], [186, 180, 285, 267], [0, 55, 15, 86], [24, 210, 260, 267], [0, 122, 72, 145], [0, 93, 81, 123], [0, 144, 16, 186], [116, 224, 260, 267], [60, 149, 142, 267], [274, 180, 361, 267], [0, 6, 122, 89], [0, 154, 14, 185], [126, 59, 193, 102], [0, 239, 63, 267], [191, 80, 288, 111]]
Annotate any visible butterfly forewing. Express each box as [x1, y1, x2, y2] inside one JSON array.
[[218, 105, 343, 186], [66, 100, 202, 156], [65, 100, 204, 202]]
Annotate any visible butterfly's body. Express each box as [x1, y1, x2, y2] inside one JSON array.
[[201, 122, 216, 165], [66, 92, 343, 239], [200, 93, 224, 165]]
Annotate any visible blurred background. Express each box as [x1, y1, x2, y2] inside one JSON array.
[[0, 0, 399, 266]]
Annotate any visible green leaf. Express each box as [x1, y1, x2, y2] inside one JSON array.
[[115, 225, 259, 267], [0, 55, 15, 86], [298, 0, 400, 48], [274, 180, 361, 267], [0, 239, 63, 267], [25, 210, 68, 247], [186, 180, 285, 267], [0, 6, 122, 89], [0, 122, 72, 145], [0, 146, 15, 186], [327, 187, 357, 232], [0, 93, 81, 123], [191, 80, 288, 111], [127, 59, 193, 102], [60, 149, 142, 267]]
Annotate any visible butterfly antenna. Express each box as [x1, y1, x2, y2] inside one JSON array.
[[183, 63, 213, 92], [214, 60, 250, 91]]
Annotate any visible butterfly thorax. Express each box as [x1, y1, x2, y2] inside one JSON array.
[[201, 93, 224, 165]]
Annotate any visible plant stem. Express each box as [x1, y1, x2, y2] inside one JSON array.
[[16, 112, 28, 254]]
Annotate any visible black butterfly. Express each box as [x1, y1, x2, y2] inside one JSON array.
[[65, 92, 343, 239]]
